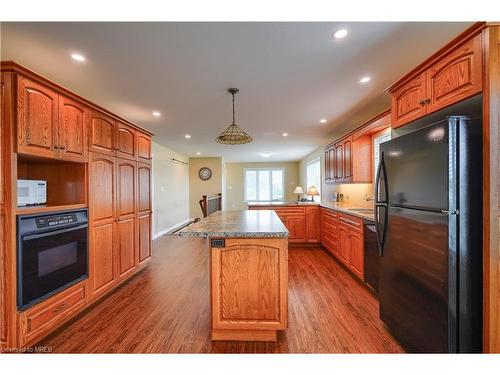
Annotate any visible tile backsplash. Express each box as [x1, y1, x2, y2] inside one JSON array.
[[322, 183, 374, 205]]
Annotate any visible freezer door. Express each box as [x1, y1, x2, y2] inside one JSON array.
[[382, 121, 449, 211], [379, 206, 451, 353]]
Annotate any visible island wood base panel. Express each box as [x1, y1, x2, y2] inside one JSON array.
[[211, 329, 278, 342], [210, 237, 288, 342]]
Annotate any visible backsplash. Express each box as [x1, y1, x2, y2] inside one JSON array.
[[321, 183, 374, 205]]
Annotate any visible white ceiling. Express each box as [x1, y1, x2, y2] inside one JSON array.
[[1, 22, 471, 162]]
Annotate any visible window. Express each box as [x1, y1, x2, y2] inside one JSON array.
[[373, 129, 392, 183], [306, 158, 321, 202], [244, 168, 284, 202]]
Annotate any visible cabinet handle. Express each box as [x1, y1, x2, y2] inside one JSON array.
[[52, 303, 67, 313], [419, 100, 425, 106], [340, 217, 361, 227], [54, 145, 60, 149], [425, 98, 431, 105]]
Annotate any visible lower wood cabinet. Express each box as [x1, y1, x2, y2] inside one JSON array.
[[321, 207, 365, 280], [248, 205, 320, 244], [18, 281, 87, 347], [89, 152, 152, 301], [138, 212, 152, 264]]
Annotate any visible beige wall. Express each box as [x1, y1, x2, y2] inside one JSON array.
[[299, 146, 373, 205], [225, 162, 299, 210], [152, 142, 190, 237], [189, 157, 223, 218]]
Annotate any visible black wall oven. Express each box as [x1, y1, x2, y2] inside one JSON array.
[[17, 209, 88, 310]]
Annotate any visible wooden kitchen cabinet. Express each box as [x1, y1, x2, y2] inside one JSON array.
[[16, 75, 58, 158], [338, 225, 351, 264], [89, 153, 117, 298], [343, 136, 352, 179], [349, 231, 364, 279], [138, 212, 152, 264], [58, 94, 87, 161], [137, 133, 152, 163], [335, 143, 343, 180], [286, 215, 306, 242], [88, 111, 115, 156], [116, 217, 136, 280], [137, 163, 152, 214], [116, 121, 137, 160], [389, 33, 482, 129], [391, 73, 428, 128], [306, 206, 320, 243]]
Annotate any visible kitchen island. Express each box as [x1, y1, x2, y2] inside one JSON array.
[[178, 210, 289, 342]]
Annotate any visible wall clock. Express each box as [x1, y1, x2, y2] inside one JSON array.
[[199, 167, 212, 181]]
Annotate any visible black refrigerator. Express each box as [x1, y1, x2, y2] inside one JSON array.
[[375, 116, 482, 353]]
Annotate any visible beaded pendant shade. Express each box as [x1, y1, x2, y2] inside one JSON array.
[[215, 88, 253, 145]]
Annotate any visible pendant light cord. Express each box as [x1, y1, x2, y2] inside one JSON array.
[[232, 91, 236, 124]]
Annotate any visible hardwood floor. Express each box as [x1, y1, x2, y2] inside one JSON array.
[[39, 235, 404, 353]]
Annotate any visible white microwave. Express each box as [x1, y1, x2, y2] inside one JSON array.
[[17, 180, 47, 206]]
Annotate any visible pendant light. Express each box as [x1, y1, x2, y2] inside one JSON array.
[[215, 88, 253, 145]]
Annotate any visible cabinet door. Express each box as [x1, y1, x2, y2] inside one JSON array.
[[116, 160, 136, 218], [286, 215, 306, 243], [338, 225, 350, 264], [137, 133, 151, 163], [306, 206, 320, 243], [391, 73, 427, 128], [329, 148, 336, 182], [90, 222, 116, 297], [16, 76, 58, 158], [116, 122, 136, 160], [335, 143, 344, 180], [349, 230, 364, 279], [137, 163, 151, 214], [324, 150, 330, 181], [89, 154, 115, 223], [343, 137, 352, 180], [116, 217, 136, 280], [426, 34, 482, 113], [58, 95, 87, 161], [88, 111, 115, 155], [138, 213, 152, 264]]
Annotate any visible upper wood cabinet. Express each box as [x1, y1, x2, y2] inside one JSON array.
[[324, 110, 390, 184], [88, 111, 115, 156], [58, 95, 87, 161], [115, 122, 136, 160], [391, 73, 427, 128], [137, 133, 152, 163], [16, 76, 58, 158], [425, 34, 482, 112], [390, 33, 483, 128]]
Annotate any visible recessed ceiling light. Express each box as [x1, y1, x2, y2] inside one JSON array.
[[282, 132, 289, 137], [333, 29, 348, 39], [185, 134, 191, 139], [152, 111, 161, 117], [71, 53, 86, 62], [261, 152, 272, 158], [196, 152, 201, 155], [320, 118, 327, 124], [360, 76, 371, 83]]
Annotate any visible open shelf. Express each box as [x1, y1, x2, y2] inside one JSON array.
[[16, 203, 88, 216], [17, 156, 88, 212]]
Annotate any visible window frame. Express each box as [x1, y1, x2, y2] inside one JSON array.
[[372, 127, 392, 184], [244, 167, 285, 202], [306, 157, 321, 202]]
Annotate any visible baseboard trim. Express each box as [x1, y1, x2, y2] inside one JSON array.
[[153, 218, 193, 240]]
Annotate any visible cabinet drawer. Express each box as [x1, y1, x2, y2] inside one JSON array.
[[22, 283, 86, 340], [321, 208, 338, 221], [322, 221, 337, 238], [339, 214, 363, 232], [274, 207, 306, 216], [322, 235, 338, 255]]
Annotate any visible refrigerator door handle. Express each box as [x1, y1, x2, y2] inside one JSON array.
[[374, 152, 388, 204], [375, 205, 388, 256]]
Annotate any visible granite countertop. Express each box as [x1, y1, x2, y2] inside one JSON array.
[[247, 201, 319, 206], [178, 210, 289, 238], [320, 201, 375, 222]]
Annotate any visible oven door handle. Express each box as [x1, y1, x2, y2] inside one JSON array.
[[22, 224, 88, 241]]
